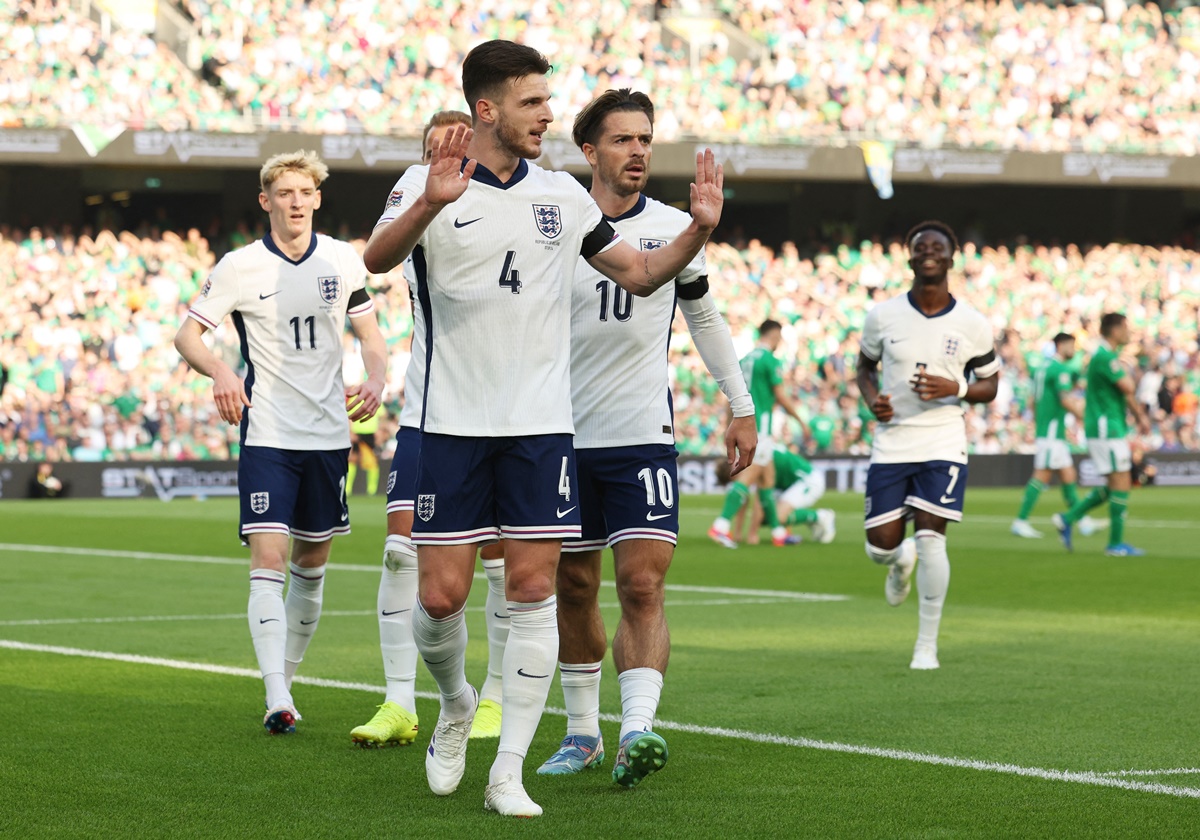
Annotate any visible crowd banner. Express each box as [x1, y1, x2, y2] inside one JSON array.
[[1, 453, 1196, 500]]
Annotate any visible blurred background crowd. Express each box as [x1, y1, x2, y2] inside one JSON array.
[[3, 0, 1199, 152], [2, 222, 1197, 462]]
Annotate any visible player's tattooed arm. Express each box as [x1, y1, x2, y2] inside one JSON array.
[[857, 352, 893, 422]]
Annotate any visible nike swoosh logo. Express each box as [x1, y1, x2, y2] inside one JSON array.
[[453, 217, 482, 228], [381, 609, 411, 616], [341, 512, 348, 521], [259, 618, 279, 624], [300, 619, 317, 625], [646, 513, 671, 522], [259, 291, 282, 300], [940, 495, 957, 504], [517, 668, 550, 679], [493, 612, 508, 620], [556, 506, 577, 519]]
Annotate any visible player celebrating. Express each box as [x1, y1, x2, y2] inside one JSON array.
[[174, 150, 386, 733], [1011, 332, 1094, 538], [534, 89, 755, 788], [709, 319, 809, 548], [362, 41, 724, 818], [717, 449, 836, 545], [350, 111, 492, 750], [1052, 313, 1151, 556], [856, 221, 1000, 670]]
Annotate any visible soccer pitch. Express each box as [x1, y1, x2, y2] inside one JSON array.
[[2, 489, 1198, 838]]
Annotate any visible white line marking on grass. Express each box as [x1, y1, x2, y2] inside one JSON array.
[[1097, 768, 1200, 777], [0, 543, 848, 602], [0, 598, 809, 628], [3, 639, 1197, 800]]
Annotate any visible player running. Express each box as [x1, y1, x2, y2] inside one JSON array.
[[1010, 332, 1095, 538], [1052, 313, 1151, 556], [174, 150, 387, 733], [361, 41, 724, 818], [709, 319, 809, 547], [856, 221, 1000, 670], [534, 89, 755, 788]]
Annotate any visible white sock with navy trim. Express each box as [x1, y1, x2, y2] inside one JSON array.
[[284, 561, 325, 688], [914, 529, 950, 649], [379, 534, 418, 711], [491, 596, 558, 785], [412, 601, 472, 718], [560, 661, 603, 738], [248, 568, 290, 709], [618, 667, 664, 741], [481, 557, 509, 706]]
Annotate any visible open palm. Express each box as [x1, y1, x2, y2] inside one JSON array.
[[425, 123, 477, 207], [689, 148, 724, 232]]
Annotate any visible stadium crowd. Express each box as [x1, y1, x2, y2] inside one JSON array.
[[1, 222, 1197, 463], [3, 0, 1199, 153]]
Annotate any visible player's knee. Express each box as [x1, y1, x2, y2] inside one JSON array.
[[557, 559, 600, 605], [616, 567, 666, 614], [418, 588, 467, 620]]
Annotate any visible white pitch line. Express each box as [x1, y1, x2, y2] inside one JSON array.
[[0, 597, 808, 628], [0, 543, 848, 602], [1, 639, 1197, 801], [1097, 768, 1200, 777]]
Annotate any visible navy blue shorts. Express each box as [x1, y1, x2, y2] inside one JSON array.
[[385, 425, 421, 515], [410, 433, 580, 545], [238, 445, 351, 543], [562, 444, 680, 553], [864, 460, 968, 529]]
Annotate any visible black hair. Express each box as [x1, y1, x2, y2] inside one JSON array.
[[759, 319, 782, 335], [572, 88, 655, 149], [905, 220, 959, 256], [461, 40, 551, 120], [1099, 312, 1127, 337], [1052, 332, 1075, 346]]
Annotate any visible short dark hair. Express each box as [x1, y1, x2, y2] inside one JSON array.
[[905, 220, 959, 256], [572, 88, 655, 149], [422, 110, 472, 158], [1100, 312, 1127, 337], [1052, 332, 1075, 346], [759, 319, 782, 335], [461, 40, 551, 120]]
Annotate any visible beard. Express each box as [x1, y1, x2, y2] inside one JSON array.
[[601, 159, 649, 197], [495, 111, 542, 160]]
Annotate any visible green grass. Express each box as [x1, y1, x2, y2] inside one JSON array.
[[1, 489, 1198, 838]]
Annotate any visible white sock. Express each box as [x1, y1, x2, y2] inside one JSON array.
[[491, 596, 558, 784], [379, 534, 418, 712], [618, 667, 664, 740], [560, 661, 603, 738], [914, 529, 950, 649], [865, 541, 903, 565], [248, 569, 290, 709], [283, 561, 325, 688], [481, 557, 509, 705], [412, 601, 473, 718], [712, 517, 731, 534]]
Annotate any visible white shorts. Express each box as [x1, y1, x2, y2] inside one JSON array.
[[753, 435, 776, 468], [1033, 438, 1073, 471], [1087, 438, 1132, 476], [779, 471, 825, 510]]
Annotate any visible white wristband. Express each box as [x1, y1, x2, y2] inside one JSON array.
[[957, 379, 969, 399]]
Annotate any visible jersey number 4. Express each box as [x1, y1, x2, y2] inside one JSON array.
[[498, 250, 522, 294]]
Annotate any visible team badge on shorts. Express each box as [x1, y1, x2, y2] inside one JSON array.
[[417, 494, 435, 522], [533, 204, 562, 239], [864, 496, 872, 517], [318, 275, 342, 304], [386, 471, 396, 495], [250, 492, 270, 514]]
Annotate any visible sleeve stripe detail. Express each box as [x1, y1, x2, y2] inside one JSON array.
[[348, 301, 375, 318], [675, 275, 709, 300], [187, 309, 219, 330]]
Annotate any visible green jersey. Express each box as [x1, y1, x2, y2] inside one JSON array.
[[1033, 358, 1077, 440], [1084, 341, 1129, 439], [739, 346, 784, 435], [773, 449, 813, 489]]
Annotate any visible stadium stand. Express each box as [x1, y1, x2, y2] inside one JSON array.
[[1, 223, 1197, 461], [3, 0, 1198, 151]]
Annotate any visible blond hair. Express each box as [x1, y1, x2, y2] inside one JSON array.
[[259, 150, 329, 192], [422, 110, 472, 158]]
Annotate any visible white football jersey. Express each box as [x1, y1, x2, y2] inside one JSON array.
[[571, 194, 705, 448], [397, 257, 427, 429], [381, 159, 619, 436], [859, 292, 1000, 464], [188, 234, 373, 450]]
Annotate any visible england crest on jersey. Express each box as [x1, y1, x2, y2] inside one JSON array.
[[417, 494, 435, 522], [943, 335, 961, 357], [533, 204, 562, 239], [640, 238, 667, 251], [319, 275, 342, 304], [250, 492, 270, 514]]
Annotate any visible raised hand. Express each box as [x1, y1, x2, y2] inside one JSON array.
[[689, 148, 724, 233], [424, 123, 477, 207]]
